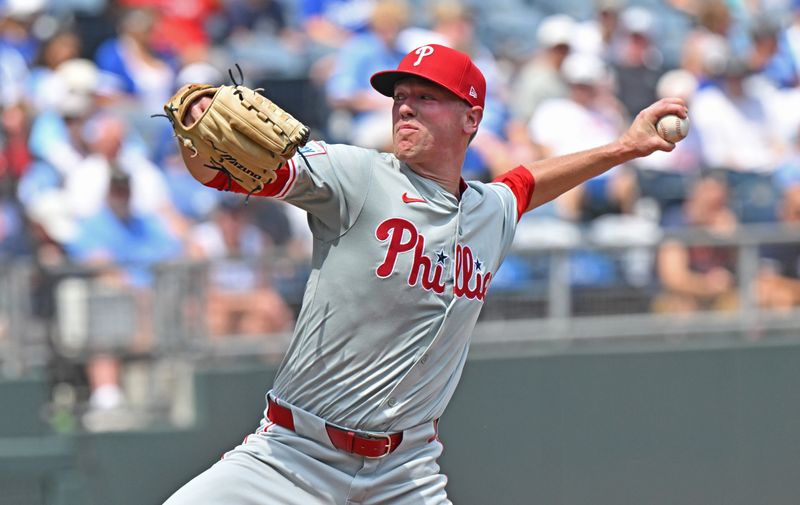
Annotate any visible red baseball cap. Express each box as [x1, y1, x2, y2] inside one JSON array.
[[370, 44, 486, 109]]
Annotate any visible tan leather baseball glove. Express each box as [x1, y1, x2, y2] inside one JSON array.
[[164, 83, 310, 195]]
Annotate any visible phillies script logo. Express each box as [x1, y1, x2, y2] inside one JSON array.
[[375, 218, 492, 300]]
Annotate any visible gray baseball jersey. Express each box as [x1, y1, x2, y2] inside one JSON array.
[[166, 141, 535, 505], [207, 141, 534, 432]]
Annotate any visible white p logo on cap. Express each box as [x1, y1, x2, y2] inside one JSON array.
[[413, 46, 435, 66]]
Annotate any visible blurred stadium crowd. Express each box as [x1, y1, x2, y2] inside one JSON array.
[[3, 0, 800, 422]]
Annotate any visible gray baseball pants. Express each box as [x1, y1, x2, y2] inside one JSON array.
[[162, 396, 451, 505]]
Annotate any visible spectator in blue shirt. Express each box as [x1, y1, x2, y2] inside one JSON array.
[[301, 0, 376, 49], [94, 8, 176, 112], [324, 0, 408, 147], [66, 168, 182, 289]]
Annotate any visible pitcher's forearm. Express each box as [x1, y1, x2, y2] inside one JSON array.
[[523, 141, 635, 211], [521, 97, 687, 213]]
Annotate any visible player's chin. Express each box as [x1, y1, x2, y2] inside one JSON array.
[[393, 141, 417, 161], [394, 149, 412, 162]]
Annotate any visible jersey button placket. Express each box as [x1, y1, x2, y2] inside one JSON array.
[[451, 202, 463, 296]]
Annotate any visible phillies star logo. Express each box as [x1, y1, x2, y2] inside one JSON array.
[[375, 218, 492, 300]]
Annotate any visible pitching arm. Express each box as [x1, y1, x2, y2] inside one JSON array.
[[522, 98, 687, 213]]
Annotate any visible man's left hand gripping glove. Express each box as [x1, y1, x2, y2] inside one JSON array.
[[164, 83, 310, 195]]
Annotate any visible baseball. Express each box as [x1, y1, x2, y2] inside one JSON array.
[[656, 114, 690, 143]]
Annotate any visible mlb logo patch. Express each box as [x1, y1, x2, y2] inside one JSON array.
[[298, 140, 327, 157]]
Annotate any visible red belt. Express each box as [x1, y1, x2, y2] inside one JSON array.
[[267, 397, 403, 459]]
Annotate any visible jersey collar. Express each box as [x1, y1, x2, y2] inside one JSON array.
[[458, 178, 468, 199]]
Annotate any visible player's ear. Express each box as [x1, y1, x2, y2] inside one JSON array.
[[464, 106, 483, 135]]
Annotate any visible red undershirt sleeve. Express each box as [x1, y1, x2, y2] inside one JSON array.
[[203, 161, 296, 198], [492, 166, 536, 221]]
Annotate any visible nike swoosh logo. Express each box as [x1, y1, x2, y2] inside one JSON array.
[[402, 192, 426, 204]]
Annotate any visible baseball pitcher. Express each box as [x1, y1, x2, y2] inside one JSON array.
[[161, 44, 687, 505]]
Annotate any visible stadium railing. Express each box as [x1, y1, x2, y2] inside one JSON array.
[[1, 225, 800, 374]]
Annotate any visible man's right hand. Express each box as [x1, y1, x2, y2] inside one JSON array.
[[618, 97, 688, 158]]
